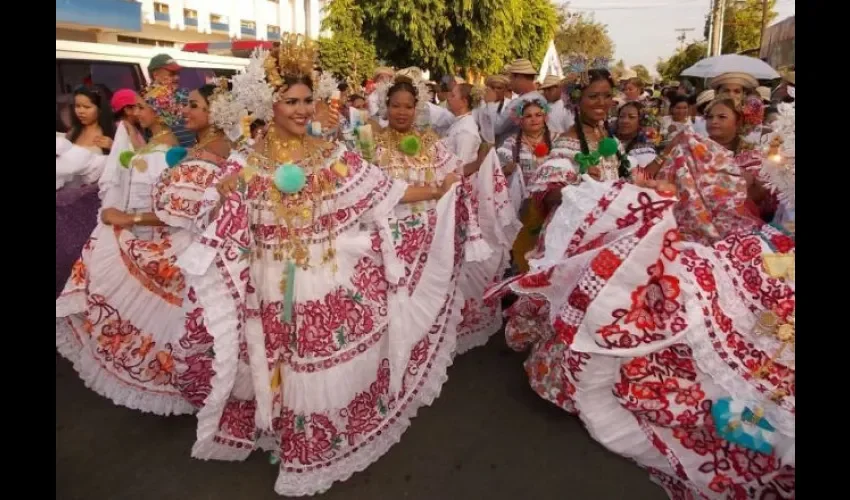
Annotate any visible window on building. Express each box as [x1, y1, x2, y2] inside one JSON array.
[[184, 9, 197, 19], [116, 35, 175, 48], [211, 14, 226, 24], [153, 2, 169, 14], [241, 20, 256, 30], [268, 25, 281, 34]]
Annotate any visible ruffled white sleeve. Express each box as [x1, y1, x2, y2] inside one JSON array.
[[56, 138, 106, 190]]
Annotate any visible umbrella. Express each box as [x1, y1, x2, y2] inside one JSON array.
[[681, 54, 780, 80]]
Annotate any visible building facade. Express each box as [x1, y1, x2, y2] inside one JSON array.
[[56, 0, 327, 49]]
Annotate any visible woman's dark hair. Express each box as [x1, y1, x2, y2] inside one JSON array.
[[616, 101, 645, 156], [669, 94, 689, 108], [67, 85, 116, 154], [687, 94, 698, 106], [765, 105, 779, 116], [512, 100, 553, 165], [574, 70, 628, 178], [281, 74, 314, 92], [386, 79, 418, 104], [196, 83, 218, 104], [337, 82, 349, 92]]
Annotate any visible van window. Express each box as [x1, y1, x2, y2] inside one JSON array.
[[178, 68, 237, 89], [56, 59, 144, 95]]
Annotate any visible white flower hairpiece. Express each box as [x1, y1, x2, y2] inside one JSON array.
[[760, 102, 795, 210]]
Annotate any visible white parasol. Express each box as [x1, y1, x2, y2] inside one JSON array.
[[681, 54, 780, 80]]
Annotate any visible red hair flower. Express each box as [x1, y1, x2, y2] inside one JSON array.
[[534, 142, 549, 158]]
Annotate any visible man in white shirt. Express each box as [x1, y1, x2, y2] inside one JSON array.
[[367, 67, 395, 119], [539, 74, 574, 134], [490, 58, 544, 146]]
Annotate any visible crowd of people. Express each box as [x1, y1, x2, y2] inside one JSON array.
[[56, 35, 795, 499]]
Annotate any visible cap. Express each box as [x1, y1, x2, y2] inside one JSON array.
[[110, 89, 138, 113], [148, 53, 182, 73]]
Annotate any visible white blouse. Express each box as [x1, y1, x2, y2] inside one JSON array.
[[56, 136, 106, 190], [443, 113, 481, 164]]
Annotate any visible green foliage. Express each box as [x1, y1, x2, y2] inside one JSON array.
[[322, 0, 558, 75], [317, 32, 377, 84], [553, 5, 615, 64], [656, 42, 708, 81], [703, 0, 779, 54], [632, 64, 652, 83]]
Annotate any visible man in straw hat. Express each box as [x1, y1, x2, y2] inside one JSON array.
[[692, 89, 715, 137], [709, 71, 759, 101], [367, 66, 395, 118], [490, 58, 544, 146], [539, 74, 574, 134]]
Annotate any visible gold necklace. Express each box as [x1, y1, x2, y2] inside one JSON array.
[[242, 127, 341, 322], [129, 130, 172, 172]]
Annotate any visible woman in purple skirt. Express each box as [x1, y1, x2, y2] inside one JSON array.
[[56, 86, 116, 298]]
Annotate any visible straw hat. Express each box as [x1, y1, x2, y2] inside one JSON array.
[[486, 74, 510, 87], [695, 89, 715, 108], [506, 58, 538, 76], [539, 74, 562, 89], [709, 72, 758, 91], [620, 68, 637, 81], [374, 66, 394, 79], [755, 86, 772, 102], [783, 71, 795, 86]]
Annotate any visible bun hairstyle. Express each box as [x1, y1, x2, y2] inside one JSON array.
[[456, 83, 482, 110], [386, 79, 419, 104]]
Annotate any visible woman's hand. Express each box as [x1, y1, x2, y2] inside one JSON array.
[[438, 173, 461, 198], [101, 208, 134, 227], [216, 174, 239, 198], [93, 135, 113, 150]]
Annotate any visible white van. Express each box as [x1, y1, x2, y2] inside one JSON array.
[[56, 40, 249, 128]]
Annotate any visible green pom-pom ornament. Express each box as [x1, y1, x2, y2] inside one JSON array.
[[274, 163, 306, 194], [399, 135, 421, 156], [598, 137, 619, 157], [119, 150, 135, 169]]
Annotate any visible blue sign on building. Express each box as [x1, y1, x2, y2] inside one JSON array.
[[56, 0, 142, 32]]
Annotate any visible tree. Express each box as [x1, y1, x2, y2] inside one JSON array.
[[656, 42, 707, 81], [704, 0, 778, 54], [318, 33, 377, 85], [553, 4, 615, 67], [322, 0, 558, 75], [632, 64, 652, 83]]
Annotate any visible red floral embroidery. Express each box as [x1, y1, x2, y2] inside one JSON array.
[[591, 249, 622, 279]]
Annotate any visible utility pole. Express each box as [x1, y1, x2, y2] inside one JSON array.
[[709, 0, 724, 56], [675, 28, 695, 48], [707, 0, 715, 56], [759, 0, 769, 53]]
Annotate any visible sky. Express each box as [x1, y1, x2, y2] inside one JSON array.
[[563, 0, 796, 75]]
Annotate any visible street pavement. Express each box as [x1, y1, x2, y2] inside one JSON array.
[[56, 334, 667, 500]]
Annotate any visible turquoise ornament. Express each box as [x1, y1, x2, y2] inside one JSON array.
[[598, 137, 619, 157], [711, 398, 776, 455], [273, 163, 306, 193], [165, 146, 188, 168], [118, 150, 135, 169]]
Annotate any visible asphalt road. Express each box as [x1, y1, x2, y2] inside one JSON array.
[[56, 334, 667, 500]]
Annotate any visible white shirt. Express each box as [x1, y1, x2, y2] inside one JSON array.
[[546, 99, 574, 134], [491, 91, 544, 145], [428, 102, 456, 138], [443, 113, 481, 164], [367, 92, 382, 119]]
